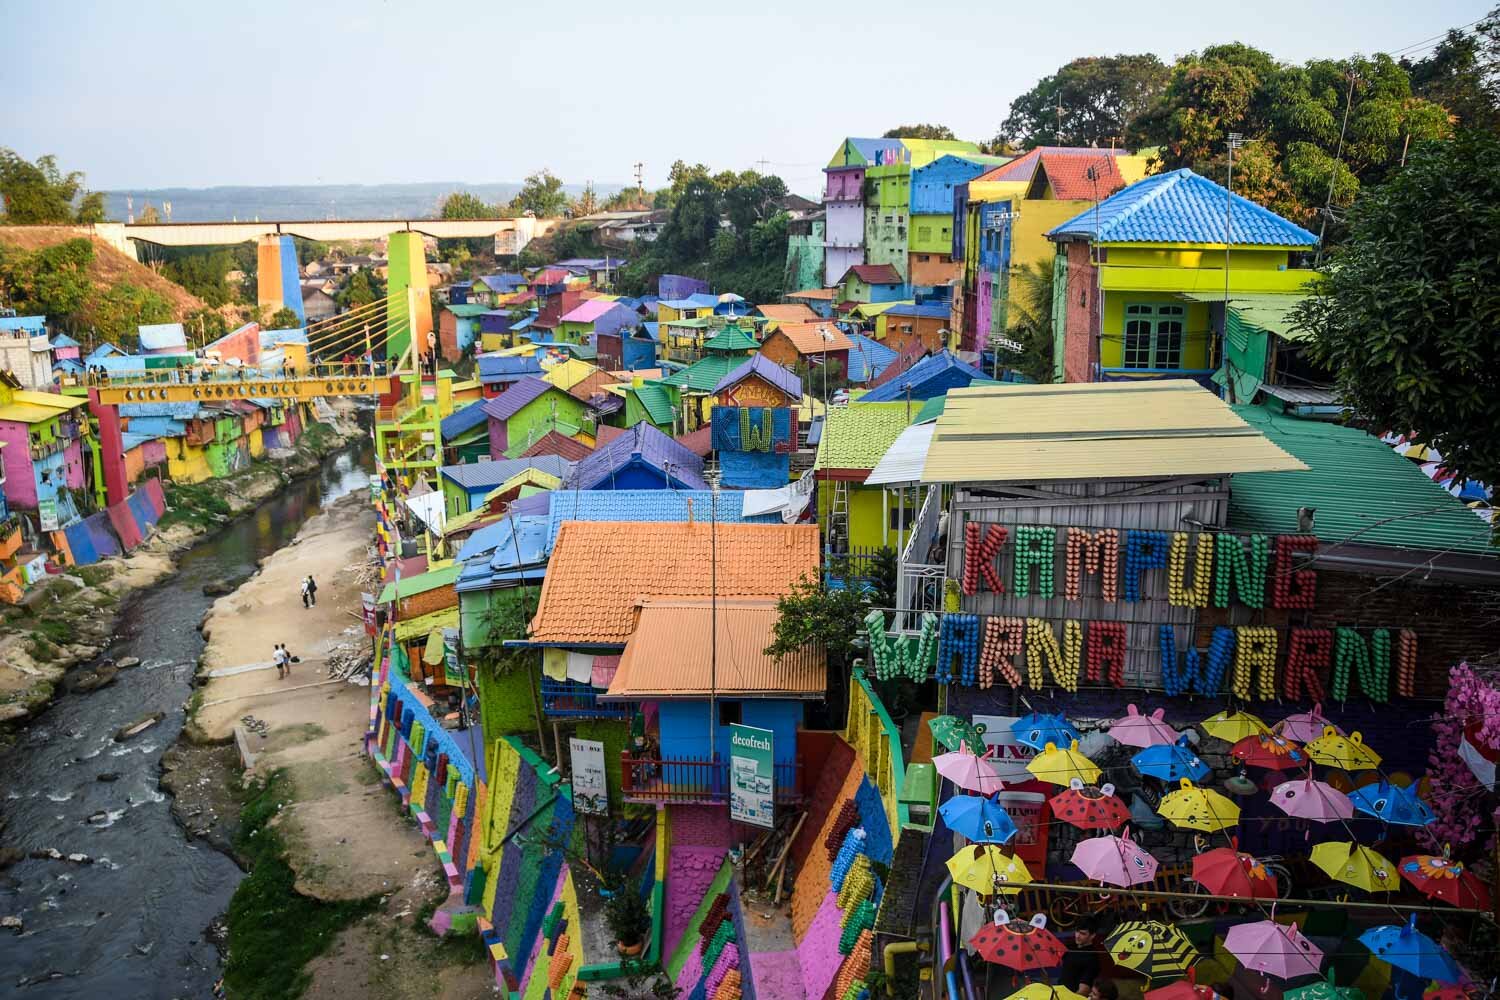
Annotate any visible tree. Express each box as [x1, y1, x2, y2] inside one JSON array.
[[335, 269, 383, 311], [764, 574, 868, 667], [0, 149, 108, 224], [164, 249, 235, 308], [569, 182, 599, 218], [1294, 130, 1500, 487], [0, 238, 95, 317], [996, 55, 1169, 148], [264, 306, 301, 330], [440, 191, 495, 219], [509, 170, 568, 218], [91, 283, 174, 343], [136, 203, 161, 225], [1404, 12, 1500, 132], [883, 124, 957, 140], [1007, 261, 1057, 384]]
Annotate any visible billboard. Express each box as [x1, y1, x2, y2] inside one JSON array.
[[569, 737, 608, 815], [729, 723, 775, 829]]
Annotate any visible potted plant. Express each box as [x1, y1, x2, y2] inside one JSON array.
[[605, 883, 652, 958]]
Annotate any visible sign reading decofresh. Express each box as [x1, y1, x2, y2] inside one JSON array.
[[729, 723, 775, 829]]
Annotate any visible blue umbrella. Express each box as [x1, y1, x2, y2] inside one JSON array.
[[1132, 736, 1210, 783], [1359, 915, 1461, 982], [1348, 782, 1435, 827], [938, 793, 1018, 844], [1011, 712, 1081, 751]]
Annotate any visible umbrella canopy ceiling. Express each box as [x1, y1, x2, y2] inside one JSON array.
[[1359, 915, 1461, 982], [1399, 854, 1492, 909], [1348, 782, 1435, 827], [1013, 712, 1081, 751], [970, 913, 1067, 971], [929, 714, 988, 754], [934, 746, 1006, 795], [1049, 782, 1131, 830], [1109, 703, 1181, 748], [1268, 776, 1353, 823], [940, 793, 1018, 844], [1277, 703, 1344, 744], [1133, 738, 1210, 783], [1071, 833, 1159, 887], [1231, 733, 1308, 770], [1192, 845, 1279, 899], [946, 844, 1033, 895], [1201, 710, 1271, 742], [1027, 741, 1101, 786]]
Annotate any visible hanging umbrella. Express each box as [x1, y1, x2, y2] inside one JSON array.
[[1201, 710, 1271, 742], [1146, 970, 1223, 1000], [1158, 779, 1241, 832], [1231, 733, 1308, 771], [1359, 915, 1461, 983], [1192, 842, 1280, 899], [1133, 736, 1210, 783], [969, 912, 1067, 971], [1348, 782, 1434, 827], [1002, 986, 1088, 1000], [1310, 841, 1399, 892], [1285, 972, 1362, 1000], [1269, 775, 1354, 823], [1304, 728, 1382, 770], [1071, 831, 1159, 887], [1422, 988, 1475, 1000], [1105, 920, 1199, 980], [1012, 712, 1081, 751], [1026, 740, 1101, 786], [1225, 919, 1323, 980], [1109, 704, 1182, 748], [1278, 703, 1344, 744], [1399, 854, 1492, 910], [929, 715, 988, 754], [1049, 780, 1131, 830], [946, 844, 1033, 895], [940, 792, 1018, 844], [934, 745, 1006, 795]]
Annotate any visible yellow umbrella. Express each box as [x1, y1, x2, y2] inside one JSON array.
[[946, 844, 1033, 895], [1304, 728, 1382, 770], [1158, 779, 1241, 832], [1310, 841, 1399, 892], [1201, 710, 1271, 742], [1003, 986, 1088, 1000], [1026, 740, 1101, 786]]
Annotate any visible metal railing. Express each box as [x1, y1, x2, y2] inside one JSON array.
[[539, 679, 633, 719], [617, 752, 802, 805]]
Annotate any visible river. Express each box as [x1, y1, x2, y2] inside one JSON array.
[[0, 441, 373, 998]]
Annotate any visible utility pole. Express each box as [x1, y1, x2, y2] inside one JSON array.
[[1224, 132, 1244, 401], [1315, 72, 1356, 267], [633, 162, 644, 201]]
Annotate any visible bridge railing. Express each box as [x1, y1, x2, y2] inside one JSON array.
[[83, 361, 392, 388], [89, 363, 398, 404]]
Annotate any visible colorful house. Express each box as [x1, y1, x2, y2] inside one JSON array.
[[757, 321, 853, 378], [437, 304, 488, 361], [438, 401, 491, 464], [0, 316, 56, 389], [656, 325, 761, 429], [555, 299, 637, 346], [822, 138, 906, 285], [622, 381, 676, 435], [857, 350, 990, 402], [1045, 168, 1318, 384], [834, 263, 905, 307], [784, 287, 836, 319], [439, 455, 574, 518], [481, 376, 590, 459], [712, 354, 802, 408], [0, 378, 92, 523], [564, 421, 707, 490], [874, 301, 952, 354], [470, 272, 527, 307], [596, 322, 657, 372], [476, 354, 542, 398], [813, 402, 917, 554], [845, 332, 898, 385]]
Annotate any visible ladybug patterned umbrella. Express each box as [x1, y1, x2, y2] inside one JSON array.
[[1049, 779, 1132, 830], [970, 912, 1067, 972]]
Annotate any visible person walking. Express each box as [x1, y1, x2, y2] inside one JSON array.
[[302, 575, 318, 608], [273, 644, 287, 679]]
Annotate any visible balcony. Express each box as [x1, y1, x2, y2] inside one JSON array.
[[540, 679, 633, 720], [618, 752, 802, 806]]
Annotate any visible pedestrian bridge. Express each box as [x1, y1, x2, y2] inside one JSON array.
[[90, 367, 396, 405]]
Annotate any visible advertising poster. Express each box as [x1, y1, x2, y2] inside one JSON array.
[[569, 738, 608, 815], [37, 498, 58, 532], [729, 724, 775, 829]]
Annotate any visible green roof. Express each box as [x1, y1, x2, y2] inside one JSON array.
[[1180, 293, 1309, 341], [914, 395, 947, 424], [630, 382, 676, 425], [814, 402, 916, 472], [658, 355, 742, 393], [377, 564, 462, 604], [1228, 405, 1496, 555], [702, 326, 759, 353], [446, 304, 492, 318]]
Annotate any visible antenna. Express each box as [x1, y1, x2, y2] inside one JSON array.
[[633, 161, 644, 196], [754, 158, 771, 174], [1224, 132, 1245, 401]]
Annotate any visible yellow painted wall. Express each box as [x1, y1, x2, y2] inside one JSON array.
[[817, 482, 889, 553], [248, 426, 265, 459], [1099, 295, 1213, 370], [1104, 246, 1293, 270], [909, 213, 954, 254], [164, 439, 212, 483]]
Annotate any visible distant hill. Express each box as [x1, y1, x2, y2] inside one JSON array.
[[103, 181, 626, 224]]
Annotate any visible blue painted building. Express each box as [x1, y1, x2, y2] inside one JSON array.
[[857, 349, 992, 402]]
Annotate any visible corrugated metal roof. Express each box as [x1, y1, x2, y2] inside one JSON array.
[[559, 299, 630, 324], [456, 513, 551, 564], [713, 354, 802, 399], [921, 381, 1307, 484], [755, 304, 819, 323], [629, 382, 676, 425], [480, 376, 564, 421], [866, 422, 937, 486], [520, 430, 593, 462], [439, 455, 574, 490], [138, 323, 188, 351], [1259, 385, 1338, 406], [0, 315, 45, 334], [883, 301, 951, 319], [440, 401, 489, 439], [376, 564, 461, 604], [837, 264, 903, 286], [658, 354, 743, 393], [1228, 405, 1494, 555], [118, 401, 201, 419], [477, 354, 542, 383], [858, 351, 989, 403], [529, 521, 820, 644], [1180, 292, 1310, 341], [606, 600, 824, 699], [846, 333, 898, 384], [564, 421, 706, 490], [392, 606, 459, 642], [445, 304, 491, 318], [814, 402, 916, 472], [544, 489, 779, 552], [702, 326, 760, 352]]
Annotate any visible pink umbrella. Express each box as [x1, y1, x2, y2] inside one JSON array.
[[1269, 774, 1353, 824], [1278, 703, 1345, 744], [1109, 704, 1182, 748], [1225, 919, 1323, 980], [1070, 830, 1159, 887], [934, 745, 1005, 795]]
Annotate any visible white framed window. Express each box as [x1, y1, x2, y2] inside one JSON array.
[[1122, 303, 1185, 369]]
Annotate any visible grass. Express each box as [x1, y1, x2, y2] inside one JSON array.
[[223, 769, 379, 1000], [66, 564, 114, 588], [160, 480, 234, 531]]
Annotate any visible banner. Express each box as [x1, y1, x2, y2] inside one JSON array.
[[38, 498, 58, 532], [569, 738, 608, 815], [729, 723, 775, 829]]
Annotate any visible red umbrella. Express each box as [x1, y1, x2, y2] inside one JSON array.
[[1146, 970, 1224, 1000], [1230, 733, 1307, 771], [1423, 988, 1475, 1000], [969, 914, 1068, 971], [1192, 841, 1280, 899], [1400, 854, 1492, 910], [1048, 781, 1131, 830]]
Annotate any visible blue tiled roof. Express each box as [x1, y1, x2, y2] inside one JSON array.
[[53, 358, 85, 374], [476, 272, 527, 292], [86, 342, 125, 360], [858, 350, 991, 402], [544, 489, 778, 552], [440, 401, 490, 439], [49, 332, 80, 349], [439, 455, 574, 491], [846, 333, 898, 383], [477, 354, 542, 383], [884, 302, 951, 319], [1048, 168, 1319, 246], [510, 315, 536, 333]]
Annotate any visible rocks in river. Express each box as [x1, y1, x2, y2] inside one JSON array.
[[28, 848, 62, 861], [0, 847, 23, 870], [201, 582, 235, 597], [86, 811, 109, 825], [70, 664, 118, 693], [66, 853, 92, 865], [96, 772, 120, 783], [113, 712, 164, 742], [113, 656, 141, 670], [1, 915, 21, 933]]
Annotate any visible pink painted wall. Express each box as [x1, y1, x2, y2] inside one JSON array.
[[63, 438, 85, 490], [207, 322, 262, 366], [794, 892, 845, 1000], [0, 421, 36, 508]]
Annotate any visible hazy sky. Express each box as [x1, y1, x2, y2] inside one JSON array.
[[1, 0, 1487, 197]]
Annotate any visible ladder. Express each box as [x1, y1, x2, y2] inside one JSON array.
[[830, 479, 851, 551]]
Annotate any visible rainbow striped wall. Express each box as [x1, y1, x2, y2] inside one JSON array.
[[255, 234, 305, 322]]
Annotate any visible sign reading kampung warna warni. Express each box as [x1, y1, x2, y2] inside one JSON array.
[[873, 526, 1417, 703]]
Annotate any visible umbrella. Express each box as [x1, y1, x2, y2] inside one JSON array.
[[1146, 970, 1223, 1000], [1133, 737, 1210, 783], [940, 793, 1018, 844], [1109, 704, 1181, 748], [929, 715, 988, 754], [1192, 843, 1280, 899], [1348, 782, 1435, 827], [1012, 712, 1081, 751], [1400, 854, 1492, 909], [1158, 779, 1241, 832], [1201, 710, 1271, 742], [1304, 728, 1382, 770], [1026, 740, 1101, 786], [1285, 972, 1362, 1000], [1049, 780, 1131, 830], [1310, 841, 1399, 892], [1359, 915, 1461, 983], [1422, 988, 1475, 1000], [1225, 919, 1323, 980], [1002, 986, 1087, 1000], [1071, 831, 1159, 887], [1105, 920, 1199, 980], [934, 745, 1006, 795], [946, 845, 1033, 895], [1278, 703, 1344, 744], [969, 912, 1066, 971], [1269, 775, 1354, 823], [1231, 733, 1307, 771]]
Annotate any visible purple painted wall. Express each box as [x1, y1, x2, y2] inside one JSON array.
[[659, 275, 709, 300], [0, 421, 35, 508], [824, 167, 866, 285]]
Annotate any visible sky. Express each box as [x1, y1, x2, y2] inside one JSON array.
[[0, 0, 1489, 198]]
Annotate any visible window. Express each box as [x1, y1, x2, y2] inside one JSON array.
[[917, 226, 932, 242], [1122, 303, 1185, 370], [718, 701, 741, 726]]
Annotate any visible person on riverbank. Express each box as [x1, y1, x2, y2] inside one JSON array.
[[273, 644, 288, 678], [302, 575, 317, 608]]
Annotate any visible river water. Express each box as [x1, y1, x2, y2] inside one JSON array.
[[0, 442, 372, 998]]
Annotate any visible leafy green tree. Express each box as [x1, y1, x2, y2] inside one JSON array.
[[1007, 261, 1057, 384], [92, 283, 174, 343], [0, 238, 94, 316], [509, 170, 568, 218], [164, 249, 235, 308], [569, 182, 599, 218], [1295, 130, 1500, 486], [440, 191, 495, 219], [263, 306, 301, 330], [0, 149, 107, 224], [335, 269, 383, 310], [764, 574, 868, 667], [1404, 12, 1500, 131], [996, 55, 1169, 148], [882, 124, 958, 140]]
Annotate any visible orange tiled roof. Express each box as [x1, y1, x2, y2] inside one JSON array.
[[756, 303, 819, 324], [565, 368, 617, 403], [786, 288, 836, 300], [529, 522, 820, 644], [765, 322, 854, 357], [1033, 153, 1125, 200], [605, 600, 825, 699], [520, 430, 593, 462]]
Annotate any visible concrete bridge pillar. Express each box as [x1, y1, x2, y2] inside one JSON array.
[[385, 231, 430, 363], [255, 234, 305, 324]]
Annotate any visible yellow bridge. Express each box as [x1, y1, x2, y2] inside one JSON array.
[[92, 369, 398, 405]]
